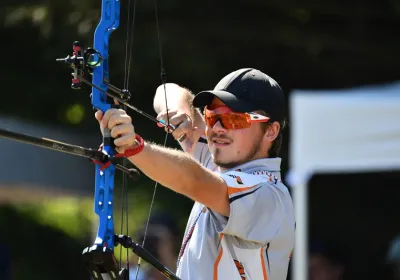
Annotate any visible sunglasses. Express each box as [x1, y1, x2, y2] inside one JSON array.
[[204, 105, 269, 129]]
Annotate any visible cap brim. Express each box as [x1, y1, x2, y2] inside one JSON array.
[[193, 90, 255, 113]]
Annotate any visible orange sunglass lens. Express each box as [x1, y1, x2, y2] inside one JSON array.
[[220, 114, 250, 129], [205, 108, 250, 129]]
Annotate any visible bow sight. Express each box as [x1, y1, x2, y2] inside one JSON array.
[[56, 41, 131, 103], [56, 41, 174, 131]]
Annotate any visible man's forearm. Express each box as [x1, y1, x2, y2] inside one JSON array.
[[127, 141, 228, 215], [128, 142, 212, 196]]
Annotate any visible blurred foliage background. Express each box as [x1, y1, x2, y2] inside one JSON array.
[[0, 0, 399, 279]]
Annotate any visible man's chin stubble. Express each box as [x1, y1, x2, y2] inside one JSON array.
[[213, 154, 246, 169]]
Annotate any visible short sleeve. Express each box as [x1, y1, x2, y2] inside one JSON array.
[[192, 136, 217, 171], [212, 171, 288, 244]]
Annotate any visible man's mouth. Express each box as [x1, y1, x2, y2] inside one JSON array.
[[212, 138, 231, 146]]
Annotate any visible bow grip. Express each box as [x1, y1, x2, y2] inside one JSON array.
[[103, 128, 113, 148], [92, 101, 118, 150]]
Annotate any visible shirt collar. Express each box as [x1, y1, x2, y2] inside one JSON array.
[[221, 157, 282, 174]]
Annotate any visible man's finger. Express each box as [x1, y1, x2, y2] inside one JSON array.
[[95, 110, 104, 122], [114, 133, 136, 148], [177, 133, 187, 142], [108, 113, 132, 129], [110, 123, 134, 139], [157, 108, 178, 119], [101, 108, 125, 126], [170, 115, 191, 135], [157, 109, 178, 125]]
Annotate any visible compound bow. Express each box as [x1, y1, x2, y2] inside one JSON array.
[[0, 0, 181, 279]]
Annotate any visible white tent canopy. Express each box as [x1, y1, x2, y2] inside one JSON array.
[[287, 81, 400, 280]]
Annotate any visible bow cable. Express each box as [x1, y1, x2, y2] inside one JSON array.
[[120, 0, 139, 275], [132, 0, 172, 279], [118, 0, 173, 279]]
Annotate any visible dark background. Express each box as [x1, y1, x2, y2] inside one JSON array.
[[308, 171, 400, 280], [0, 0, 399, 279]]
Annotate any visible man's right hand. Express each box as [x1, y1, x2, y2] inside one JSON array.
[[157, 108, 198, 153]]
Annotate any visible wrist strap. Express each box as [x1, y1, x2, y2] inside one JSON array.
[[115, 134, 145, 158]]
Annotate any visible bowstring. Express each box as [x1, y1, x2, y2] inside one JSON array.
[[121, 0, 170, 278], [134, 0, 171, 279], [121, 0, 138, 275]]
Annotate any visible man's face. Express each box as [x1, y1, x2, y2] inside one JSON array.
[[205, 98, 269, 170]]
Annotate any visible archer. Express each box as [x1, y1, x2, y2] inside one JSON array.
[[95, 68, 295, 280]]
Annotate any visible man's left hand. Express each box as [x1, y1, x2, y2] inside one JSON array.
[[95, 108, 137, 154]]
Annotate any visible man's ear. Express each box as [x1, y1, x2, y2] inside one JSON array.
[[264, 121, 280, 142]]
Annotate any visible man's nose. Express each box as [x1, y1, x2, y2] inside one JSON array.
[[212, 120, 227, 133]]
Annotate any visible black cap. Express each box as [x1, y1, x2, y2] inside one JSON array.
[[193, 68, 285, 122]]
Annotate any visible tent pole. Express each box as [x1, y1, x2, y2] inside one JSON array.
[[292, 181, 308, 280]]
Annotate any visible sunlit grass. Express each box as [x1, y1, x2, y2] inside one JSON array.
[[14, 197, 93, 239], [10, 189, 161, 262]]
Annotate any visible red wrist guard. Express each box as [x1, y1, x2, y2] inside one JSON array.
[[115, 134, 145, 158]]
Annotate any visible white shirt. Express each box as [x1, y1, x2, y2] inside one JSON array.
[[176, 138, 295, 280]]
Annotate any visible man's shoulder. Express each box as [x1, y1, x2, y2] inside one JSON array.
[[221, 170, 279, 185], [222, 169, 291, 199]]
